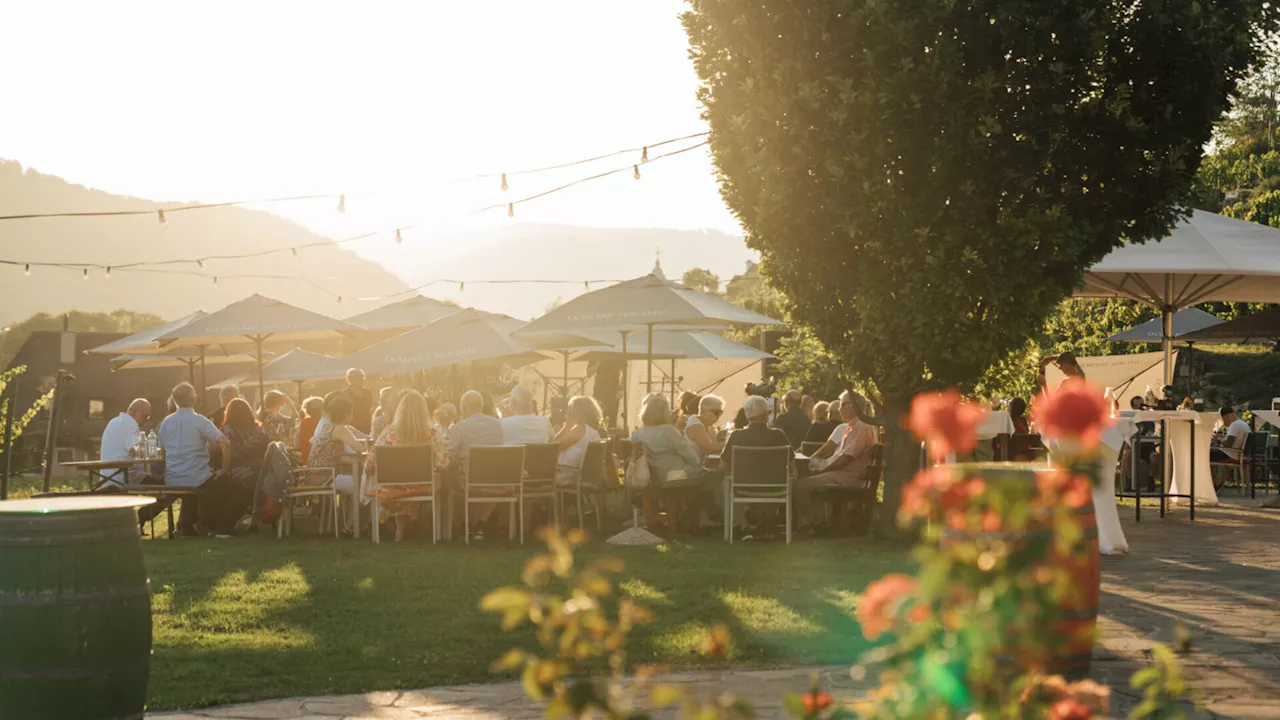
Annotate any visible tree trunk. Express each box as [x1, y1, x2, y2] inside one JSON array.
[[878, 394, 920, 538]]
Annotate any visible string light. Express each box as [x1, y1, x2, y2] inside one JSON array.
[[291, 248, 298, 257], [507, 203, 514, 218], [213, 276, 219, 286], [23, 264, 29, 276], [500, 173, 509, 192], [82, 268, 88, 280], [105, 266, 111, 279], [459, 282, 465, 292], [395, 229, 403, 244], [584, 281, 590, 290], [641, 146, 649, 163], [337, 296, 343, 304], [337, 194, 346, 213], [633, 164, 641, 180], [157, 209, 166, 226], [197, 259, 205, 268]]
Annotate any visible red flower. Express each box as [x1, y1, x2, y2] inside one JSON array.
[[1036, 470, 1092, 509], [1032, 377, 1113, 450], [908, 389, 985, 461], [1062, 474, 1093, 509], [981, 509, 1002, 532], [857, 574, 918, 640], [802, 691, 834, 714], [899, 466, 954, 521], [1049, 697, 1094, 720]]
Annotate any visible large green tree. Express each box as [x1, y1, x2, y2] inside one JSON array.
[[684, 0, 1278, 529], [0, 310, 164, 367]]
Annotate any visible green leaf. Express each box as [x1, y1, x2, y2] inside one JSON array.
[[480, 587, 531, 612]]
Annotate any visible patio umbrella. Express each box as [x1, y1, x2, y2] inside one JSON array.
[[257, 348, 346, 403], [1107, 308, 1226, 391], [340, 308, 597, 376], [86, 311, 207, 355], [344, 295, 462, 332], [1077, 210, 1280, 384], [154, 294, 361, 399], [515, 264, 784, 426], [110, 347, 264, 387], [1177, 305, 1280, 346]]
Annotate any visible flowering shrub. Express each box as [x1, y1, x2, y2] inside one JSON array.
[[484, 385, 1193, 719]]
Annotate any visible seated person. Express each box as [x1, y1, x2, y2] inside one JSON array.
[[207, 385, 239, 428], [308, 393, 367, 501], [794, 392, 878, 531], [364, 390, 446, 542], [500, 384, 553, 445], [675, 391, 701, 433], [631, 393, 720, 528], [721, 396, 793, 533], [258, 390, 298, 446], [1008, 397, 1031, 435], [446, 390, 506, 540], [771, 390, 811, 450], [296, 396, 324, 464], [555, 396, 605, 487], [209, 398, 268, 534], [99, 398, 169, 528], [804, 402, 838, 444], [683, 394, 725, 465], [370, 386, 397, 441], [1211, 405, 1252, 477], [156, 382, 231, 536]]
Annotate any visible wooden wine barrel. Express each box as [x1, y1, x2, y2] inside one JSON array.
[[941, 463, 1100, 680], [0, 496, 156, 719]]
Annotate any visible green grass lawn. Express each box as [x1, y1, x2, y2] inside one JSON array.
[[143, 531, 906, 711]]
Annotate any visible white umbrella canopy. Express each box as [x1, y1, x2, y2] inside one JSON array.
[[516, 267, 784, 424], [1077, 210, 1280, 383], [260, 348, 346, 382], [155, 294, 361, 397], [344, 295, 462, 331], [570, 330, 774, 362], [111, 348, 264, 387], [340, 308, 587, 375], [1106, 308, 1225, 344], [86, 311, 207, 355]]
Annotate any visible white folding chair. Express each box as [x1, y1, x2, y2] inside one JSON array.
[[724, 445, 792, 544], [278, 466, 338, 539], [465, 445, 524, 545], [370, 445, 438, 545]]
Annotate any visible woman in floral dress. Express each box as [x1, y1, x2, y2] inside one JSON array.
[[363, 390, 446, 542]]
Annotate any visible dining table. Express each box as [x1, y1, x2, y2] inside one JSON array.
[[59, 458, 161, 491], [1124, 409, 1220, 516]]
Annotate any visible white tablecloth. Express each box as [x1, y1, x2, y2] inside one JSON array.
[[976, 410, 1015, 440], [1048, 416, 1131, 556], [1126, 410, 1220, 507]]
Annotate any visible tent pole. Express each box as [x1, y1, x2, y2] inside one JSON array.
[[645, 324, 656, 393], [620, 330, 630, 433]]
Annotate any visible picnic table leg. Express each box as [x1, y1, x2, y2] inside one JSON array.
[[167, 501, 176, 540]]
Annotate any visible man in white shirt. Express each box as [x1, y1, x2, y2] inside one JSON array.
[[99, 398, 151, 488], [1212, 406, 1252, 462], [500, 385, 552, 445]]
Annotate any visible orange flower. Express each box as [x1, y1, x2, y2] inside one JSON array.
[[1036, 470, 1092, 509], [857, 574, 918, 640], [899, 466, 954, 521], [1062, 474, 1093, 509], [802, 691, 834, 714], [1064, 679, 1111, 714], [1049, 697, 1094, 720], [981, 509, 1002, 532], [1032, 377, 1113, 450], [906, 603, 930, 623], [908, 389, 985, 461]]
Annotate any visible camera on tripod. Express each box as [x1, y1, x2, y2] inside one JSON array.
[[744, 378, 777, 398]]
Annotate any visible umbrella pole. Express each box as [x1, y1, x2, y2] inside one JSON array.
[[255, 335, 267, 402], [199, 345, 208, 413], [646, 323, 655, 393], [562, 351, 570, 398], [1162, 303, 1174, 387], [670, 358, 677, 407], [620, 331, 630, 433], [1188, 342, 1196, 394], [296, 381, 304, 406], [187, 359, 195, 388]]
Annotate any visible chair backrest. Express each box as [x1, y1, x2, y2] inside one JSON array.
[[799, 441, 824, 457], [991, 433, 1011, 461], [1251, 432, 1270, 460], [862, 445, 885, 491], [611, 437, 633, 460], [468, 445, 524, 487], [374, 445, 434, 487], [1009, 433, 1046, 461], [730, 445, 790, 488], [581, 441, 612, 488], [522, 443, 560, 480]]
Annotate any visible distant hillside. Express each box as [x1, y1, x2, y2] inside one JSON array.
[[0, 160, 409, 325], [366, 224, 757, 320]]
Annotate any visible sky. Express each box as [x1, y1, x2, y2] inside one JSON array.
[[0, 0, 743, 269]]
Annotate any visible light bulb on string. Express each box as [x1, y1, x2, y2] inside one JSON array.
[[337, 296, 343, 304], [105, 266, 111, 279], [157, 209, 166, 227], [584, 281, 589, 290], [641, 146, 649, 163], [395, 229, 403, 244], [213, 276, 218, 286], [459, 282, 465, 292], [633, 165, 641, 180], [23, 264, 30, 276], [501, 173, 509, 192], [82, 268, 88, 280], [291, 248, 298, 257], [337, 194, 346, 213], [507, 203, 514, 218], [197, 259, 204, 268]]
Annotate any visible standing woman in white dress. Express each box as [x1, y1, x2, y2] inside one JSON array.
[[555, 396, 604, 487]]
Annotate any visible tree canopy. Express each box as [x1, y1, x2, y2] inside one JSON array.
[[685, 0, 1279, 526], [680, 267, 722, 295], [0, 310, 165, 367]]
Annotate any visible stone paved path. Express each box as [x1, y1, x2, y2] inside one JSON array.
[[151, 498, 1280, 720]]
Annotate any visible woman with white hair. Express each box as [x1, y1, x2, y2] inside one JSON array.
[[554, 396, 604, 486], [630, 393, 721, 530], [683, 394, 725, 464]]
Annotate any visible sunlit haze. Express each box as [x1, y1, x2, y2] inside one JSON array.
[[0, 0, 744, 295]]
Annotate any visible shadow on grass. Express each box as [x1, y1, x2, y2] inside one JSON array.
[[143, 530, 905, 711]]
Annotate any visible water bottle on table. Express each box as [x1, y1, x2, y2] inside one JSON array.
[[146, 430, 157, 459]]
